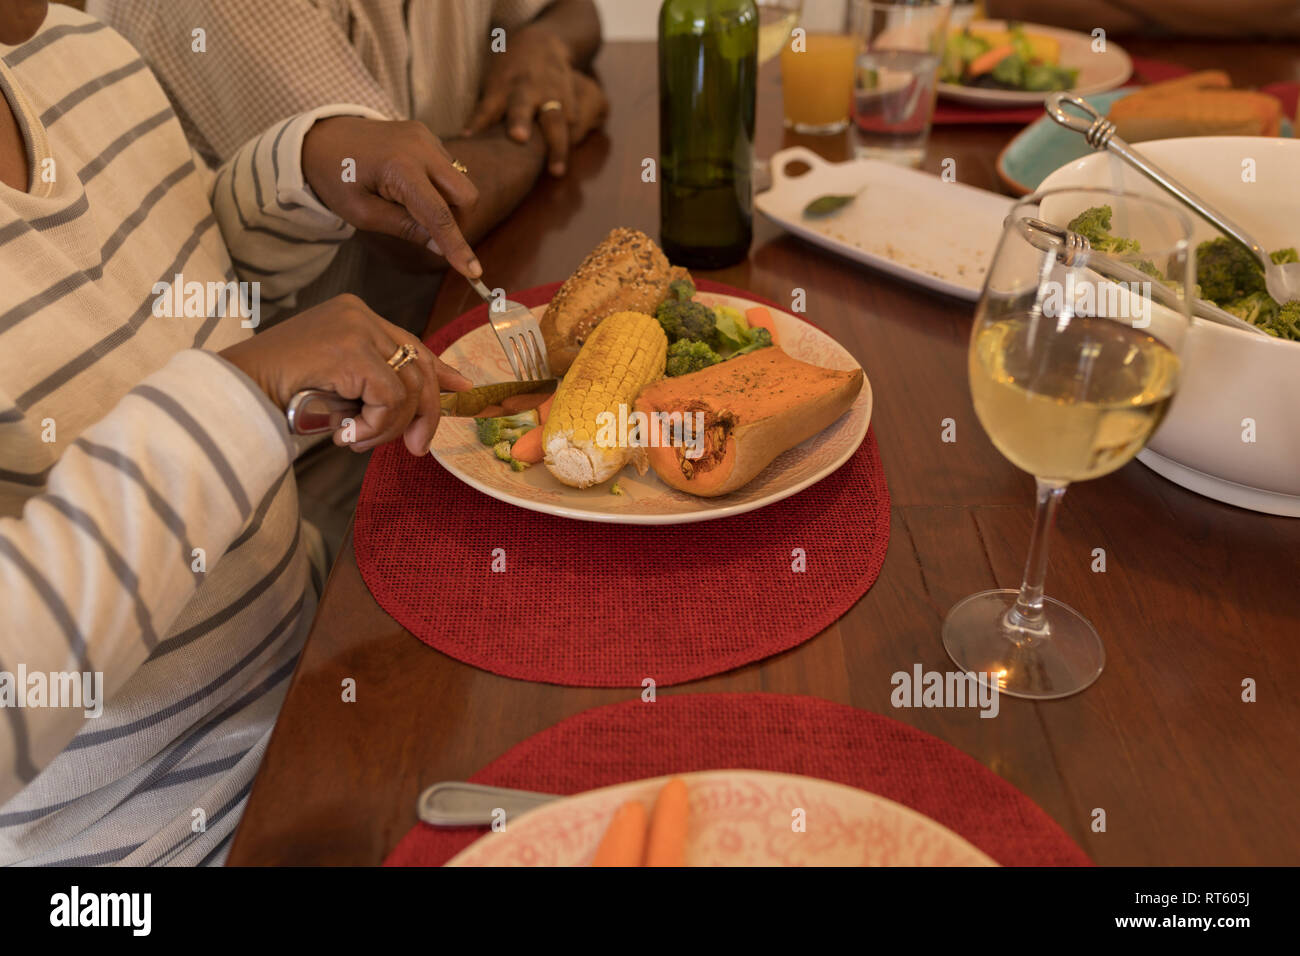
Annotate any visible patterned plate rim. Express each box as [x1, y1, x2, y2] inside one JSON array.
[[445, 769, 999, 867]]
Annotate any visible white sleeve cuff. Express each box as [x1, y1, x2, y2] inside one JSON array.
[[270, 103, 391, 218]]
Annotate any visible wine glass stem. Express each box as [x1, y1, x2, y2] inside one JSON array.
[[1007, 477, 1069, 632]]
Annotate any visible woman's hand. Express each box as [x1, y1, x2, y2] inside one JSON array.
[[302, 117, 483, 280], [219, 294, 472, 456]]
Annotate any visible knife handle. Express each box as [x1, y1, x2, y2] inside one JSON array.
[[285, 389, 363, 436], [417, 781, 559, 827]]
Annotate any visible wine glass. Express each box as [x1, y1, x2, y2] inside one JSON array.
[[756, 0, 803, 64], [944, 188, 1194, 699], [753, 0, 804, 189]]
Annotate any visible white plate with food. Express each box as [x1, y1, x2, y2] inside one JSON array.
[[1038, 136, 1300, 516], [445, 770, 997, 867], [938, 20, 1132, 107], [755, 146, 1013, 301], [430, 229, 871, 525]]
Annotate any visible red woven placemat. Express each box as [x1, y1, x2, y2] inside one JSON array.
[[352, 281, 890, 688], [384, 693, 1091, 867]]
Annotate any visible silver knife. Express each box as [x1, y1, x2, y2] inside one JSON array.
[[285, 379, 557, 436], [417, 781, 560, 827]]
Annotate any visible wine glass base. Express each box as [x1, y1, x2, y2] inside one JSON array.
[[942, 590, 1104, 701]]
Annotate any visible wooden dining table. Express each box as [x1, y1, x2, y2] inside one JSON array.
[[227, 36, 1300, 866]]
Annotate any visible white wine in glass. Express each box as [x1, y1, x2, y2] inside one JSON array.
[[970, 316, 1181, 482], [944, 188, 1194, 700], [757, 0, 803, 63]]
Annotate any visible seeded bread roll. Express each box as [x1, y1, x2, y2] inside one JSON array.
[[540, 227, 691, 374]]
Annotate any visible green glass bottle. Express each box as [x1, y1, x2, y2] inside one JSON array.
[[658, 0, 758, 270]]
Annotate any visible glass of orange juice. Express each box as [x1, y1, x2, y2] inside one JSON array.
[[780, 29, 859, 134]]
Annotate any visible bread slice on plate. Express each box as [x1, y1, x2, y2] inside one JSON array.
[[1110, 70, 1282, 140]]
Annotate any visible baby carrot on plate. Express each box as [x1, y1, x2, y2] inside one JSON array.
[[510, 425, 544, 464], [537, 392, 556, 426], [501, 392, 551, 414], [591, 801, 648, 867], [643, 777, 689, 867]]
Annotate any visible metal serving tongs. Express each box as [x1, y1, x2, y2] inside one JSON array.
[[1017, 216, 1269, 337], [1045, 93, 1300, 306]]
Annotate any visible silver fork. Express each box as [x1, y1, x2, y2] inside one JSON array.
[[468, 277, 552, 381]]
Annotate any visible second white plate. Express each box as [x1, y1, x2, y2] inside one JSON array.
[[937, 19, 1133, 107], [756, 146, 1012, 301], [446, 770, 998, 867]]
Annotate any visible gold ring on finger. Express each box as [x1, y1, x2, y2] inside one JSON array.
[[387, 343, 419, 371], [451, 159, 469, 174], [539, 100, 563, 114]]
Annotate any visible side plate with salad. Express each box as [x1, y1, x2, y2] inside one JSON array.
[[938, 20, 1132, 108]]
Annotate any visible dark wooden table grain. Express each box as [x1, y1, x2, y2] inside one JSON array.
[[228, 38, 1300, 866]]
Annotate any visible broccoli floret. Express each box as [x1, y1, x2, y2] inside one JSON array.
[[730, 326, 773, 356], [664, 276, 696, 303], [1067, 205, 1141, 256], [1197, 238, 1266, 304], [655, 299, 716, 343], [1223, 291, 1280, 327], [1221, 292, 1300, 341], [1023, 63, 1078, 92], [491, 439, 531, 471], [475, 411, 539, 447], [991, 53, 1025, 88], [1264, 300, 1300, 341], [1270, 247, 1298, 265], [666, 338, 722, 377]]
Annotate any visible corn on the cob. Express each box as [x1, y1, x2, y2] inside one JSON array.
[[542, 311, 667, 488]]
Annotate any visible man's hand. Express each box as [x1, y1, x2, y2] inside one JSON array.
[[302, 117, 483, 280], [465, 25, 602, 177], [569, 72, 609, 148], [219, 294, 472, 455]]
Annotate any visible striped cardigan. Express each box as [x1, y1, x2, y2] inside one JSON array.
[[0, 5, 378, 865]]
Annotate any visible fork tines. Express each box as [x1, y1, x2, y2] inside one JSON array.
[[507, 329, 549, 382]]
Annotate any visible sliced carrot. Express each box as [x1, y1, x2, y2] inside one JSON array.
[[643, 777, 689, 867], [537, 392, 556, 426], [501, 391, 550, 414], [968, 44, 1015, 78], [477, 404, 506, 418], [591, 801, 648, 867], [744, 306, 780, 346], [510, 425, 544, 464]]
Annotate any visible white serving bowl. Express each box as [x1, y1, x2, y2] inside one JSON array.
[[1038, 137, 1300, 516]]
